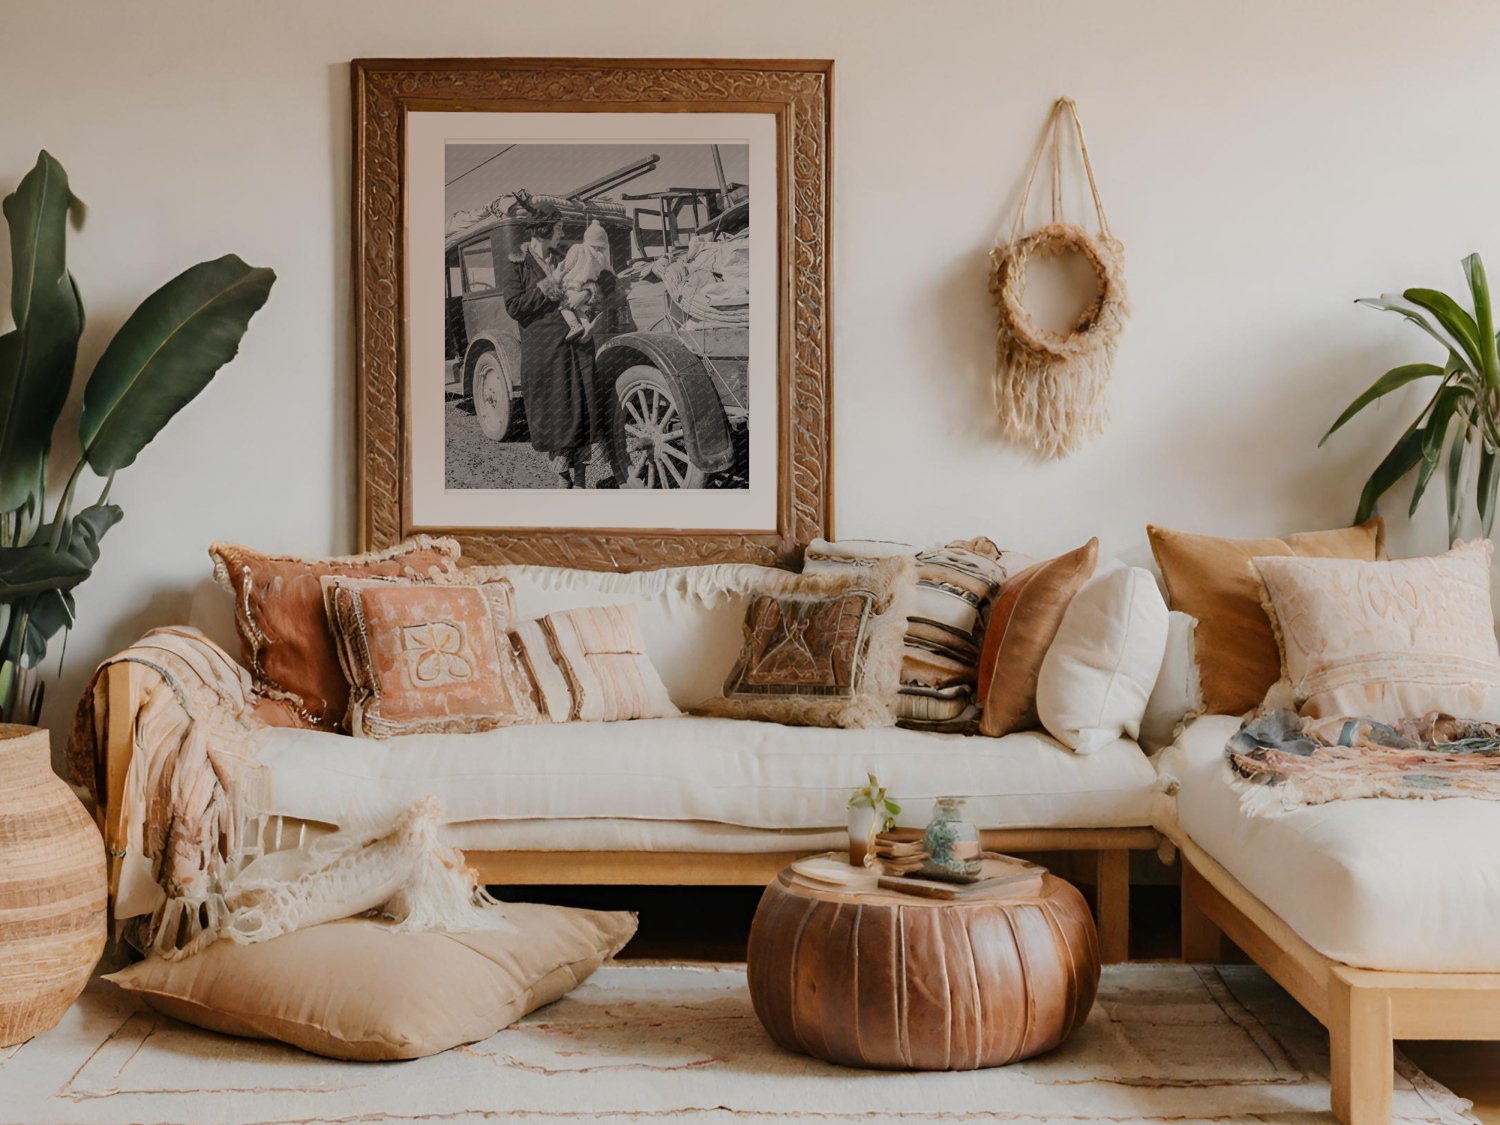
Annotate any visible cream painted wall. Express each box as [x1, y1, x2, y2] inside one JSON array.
[[1, 0, 1497, 744]]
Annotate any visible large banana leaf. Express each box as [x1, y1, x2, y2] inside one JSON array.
[[79, 255, 274, 473], [1, 505, 121, 667], [0, 542, 90, 598], [1320, 362, 1442, 445], [0, 151, 83, 512]]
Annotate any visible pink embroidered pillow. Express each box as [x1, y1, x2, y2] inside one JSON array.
[[510, 603, 679, 723], [322, 575, 539, 738]]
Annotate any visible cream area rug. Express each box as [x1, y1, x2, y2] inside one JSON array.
[[0, 963, 1475, 1124]]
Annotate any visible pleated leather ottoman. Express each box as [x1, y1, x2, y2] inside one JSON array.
[[747, 865, 1100, 1070]]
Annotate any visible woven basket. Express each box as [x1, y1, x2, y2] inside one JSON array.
[[0, 724, 106, 1046]]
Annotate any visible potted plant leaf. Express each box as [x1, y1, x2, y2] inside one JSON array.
[[1323, 253, 1500, 544], [847, 772, 901, 865], [0, 151, 274, 724]]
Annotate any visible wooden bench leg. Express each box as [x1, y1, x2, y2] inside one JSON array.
[[1179, 858, 1224, 963], [1094, 848, 1129, 964], [1329, 968, 1393, 1125]]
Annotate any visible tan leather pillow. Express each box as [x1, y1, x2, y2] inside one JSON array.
[[977, 539, 1099, 737], [104, 904, 637, 1061], [1147, 518, 1385, 716], [210, 537, 461, 729]]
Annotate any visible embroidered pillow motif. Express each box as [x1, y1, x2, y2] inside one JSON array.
[[322, 575, 539, 738], [210, 537, 461, 730], [510, 603, 679, 724]]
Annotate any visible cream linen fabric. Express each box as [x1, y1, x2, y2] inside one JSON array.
[[247, 716, 1159, 831], [106, 904, 636, 1060], [1036, 564, 1169, 754], [510, 603, 679, 723], [1158, 715, 1500, 971], [1254, 540, 1500, 721], [1138, 611, 1202, 752]]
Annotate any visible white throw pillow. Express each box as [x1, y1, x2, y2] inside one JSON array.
[[1036, 564, 1169, 754], [1138, 611, 1202, 752]]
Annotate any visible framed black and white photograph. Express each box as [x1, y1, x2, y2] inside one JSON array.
[[354, 58, 833, 569]]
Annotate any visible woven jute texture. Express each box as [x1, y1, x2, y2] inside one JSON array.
[[0, 725, 106, 1047]]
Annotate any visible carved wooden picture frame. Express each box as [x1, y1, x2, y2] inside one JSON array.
[[352, 58, 832, 569]]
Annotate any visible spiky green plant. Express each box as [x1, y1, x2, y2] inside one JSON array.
[[1323, 253, 1500, 544], [0, 151, 274, 724]]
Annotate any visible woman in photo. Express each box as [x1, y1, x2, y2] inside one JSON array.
[[500, 203, 608, 488]]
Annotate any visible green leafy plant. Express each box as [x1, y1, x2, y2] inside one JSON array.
[[0, 151, 274, 724], [847, 772, 901, 832], [1323, 253, 1500, 543]]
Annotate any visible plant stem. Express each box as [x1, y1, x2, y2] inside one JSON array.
[[48, 457, 86, 552]]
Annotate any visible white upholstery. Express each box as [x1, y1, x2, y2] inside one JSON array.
[[1158, 715, 1500, 972], [251, 716, 1159, 834]]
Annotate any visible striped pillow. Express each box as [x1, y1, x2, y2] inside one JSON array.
[[804, 538, 1025, 731], [511, 603, 679, 723]]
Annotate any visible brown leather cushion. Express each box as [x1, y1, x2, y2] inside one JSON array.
[[976, 539, 1098, 737], [210, 537, 461, 730], [1147, 518, 1385, 716]]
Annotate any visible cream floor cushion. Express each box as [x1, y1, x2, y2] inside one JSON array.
[[246, 716, 1159, 833], [1157, 715, 1500, 972]]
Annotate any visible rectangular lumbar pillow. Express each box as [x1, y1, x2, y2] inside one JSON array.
[[1254, 539, 1500, 723], [700, 554, 915, 729], [510, 603, 680, 723], [1036, 564, 1169, 754], [977, 538, 1099, 737], [210, 537, 462, 729], [1147, 519, 1384, 717], [105, 904, 637, 1061], [322, 573, 539, 738]]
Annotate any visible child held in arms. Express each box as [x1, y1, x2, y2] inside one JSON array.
[[557, 219, 611, 342]]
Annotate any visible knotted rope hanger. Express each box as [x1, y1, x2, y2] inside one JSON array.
[[991, 97, 1129, 461]]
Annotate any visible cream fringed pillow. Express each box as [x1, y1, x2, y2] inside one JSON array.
[[105, 905, 637, 1061], [700, 555, 915, 729], [510, 603, 679, 723], [1254, 540, 1500, 722]]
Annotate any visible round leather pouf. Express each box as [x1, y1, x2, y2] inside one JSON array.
[[747, 868, 1099, 1070]]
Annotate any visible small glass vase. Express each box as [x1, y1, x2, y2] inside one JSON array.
[[921, 797, 983, 882]]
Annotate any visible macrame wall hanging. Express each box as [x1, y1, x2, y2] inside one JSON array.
[[990, 97, 1129, 460]]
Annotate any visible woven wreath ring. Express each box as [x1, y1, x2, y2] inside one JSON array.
[[991, 222, 1126, 360]]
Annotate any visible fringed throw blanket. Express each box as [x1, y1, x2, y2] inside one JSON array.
[[1227, 708, 1500, 816], [70, 627, 509, 959]]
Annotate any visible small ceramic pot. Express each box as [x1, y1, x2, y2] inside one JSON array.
[[847, 805, 878, 866], [921, 796, 983, 882]]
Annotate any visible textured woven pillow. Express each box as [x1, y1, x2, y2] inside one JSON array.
[[105, 904, 637, 1061], [977, 539, 1099, 737], [210, 537, 461, 729], [322, 574, 539, 738], [701, 555, 915, 729], [1254, 540, 1500, 722], [803, 537, 1024, 731], [1147, 519, 1384, 716], [510, 603, 679, 723]]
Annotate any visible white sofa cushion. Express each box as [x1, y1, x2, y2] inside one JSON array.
[[248, 716, 1158, 834], [1158, 714, 1500, 972]]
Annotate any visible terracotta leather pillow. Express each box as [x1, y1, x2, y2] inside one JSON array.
[[105, 904, 637, 1061], [210, 537, 461, 730], [1147, 518, 1385, 716], [323, 575, 540, 738], [977, 539, 1098, 738]]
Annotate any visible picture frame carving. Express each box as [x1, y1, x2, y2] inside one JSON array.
[[352, 57, 833, 569]]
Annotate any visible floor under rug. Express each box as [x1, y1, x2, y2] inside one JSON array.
[[0, 962, 1476, 1125]]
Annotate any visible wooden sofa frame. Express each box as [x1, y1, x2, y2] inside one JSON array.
[[1178, 835, 1500, 1125], [99, 661, 1156, 963]]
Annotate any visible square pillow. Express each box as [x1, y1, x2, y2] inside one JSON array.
[[1147, 519, 1384, 716], [210, 537, 461, 729], [700, 555, 915, 729], [1254, 539, 1500, 722], [804, 537, 1026, 731], [510, 603, 679, 723], [977, 538, 1099, 738], [322, 574, 539, 738], [1035, 564, 1169, 754], [1137, 610, 1202, 752], [104, 904, 637, 1061]]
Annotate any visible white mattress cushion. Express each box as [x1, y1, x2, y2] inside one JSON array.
[[1159, 714, 1500, 972], [249, 716, 1158, 834]]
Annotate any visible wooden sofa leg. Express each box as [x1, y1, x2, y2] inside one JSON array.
[[1328, 968, 1393, 1125], [1179, 858, 1224, 963], [1094, 848, 1129, 964]]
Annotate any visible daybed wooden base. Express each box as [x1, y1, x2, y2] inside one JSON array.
[[1178, 835, 1500, 1125]]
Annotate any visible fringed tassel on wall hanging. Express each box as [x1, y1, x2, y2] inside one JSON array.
[[991, 97, 1129, 460]]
